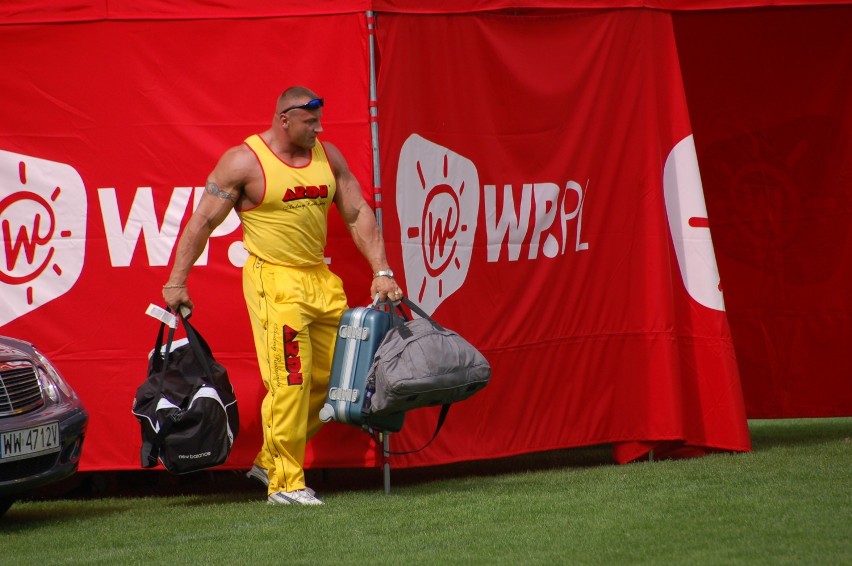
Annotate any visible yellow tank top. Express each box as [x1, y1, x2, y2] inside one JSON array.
[[239, 135, 336, 266]]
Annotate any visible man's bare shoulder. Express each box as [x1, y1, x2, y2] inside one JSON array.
[[209, 140, 268, 208], [320, 140, 351, 179], [321, 140, 343, 163], [209, 141, 260, 189], [217, 142, 260, 175]]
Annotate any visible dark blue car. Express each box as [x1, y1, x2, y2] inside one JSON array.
[[0, 336, 88, 517]]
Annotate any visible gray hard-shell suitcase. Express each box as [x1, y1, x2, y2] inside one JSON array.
[[319, 305, 405, 432]]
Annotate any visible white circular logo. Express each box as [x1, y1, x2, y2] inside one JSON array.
[[396, 134, 479, 315], [663, 135, 724, 311], [0, 150, 87, 325]]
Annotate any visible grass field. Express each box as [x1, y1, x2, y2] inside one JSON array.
[[2, 418, 850, 565]]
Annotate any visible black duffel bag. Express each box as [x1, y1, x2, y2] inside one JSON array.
[[132, 310, 239, 474]]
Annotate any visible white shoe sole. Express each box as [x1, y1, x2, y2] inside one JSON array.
[[267, 491, 323, 505]]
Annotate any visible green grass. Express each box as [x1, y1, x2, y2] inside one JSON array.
[[2, 418, 850, 565]]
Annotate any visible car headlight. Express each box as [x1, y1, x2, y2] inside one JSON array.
[[39, 369, 61, 402], [34, 347, 76, 399]]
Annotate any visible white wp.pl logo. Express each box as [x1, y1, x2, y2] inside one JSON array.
[[397, 134, 591, 315], [396, 133, 724, 315], [0, 150, 87, 326], [396, 134, 589, 318]]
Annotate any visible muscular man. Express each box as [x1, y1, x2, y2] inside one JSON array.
[[162, 86, 403, 505]]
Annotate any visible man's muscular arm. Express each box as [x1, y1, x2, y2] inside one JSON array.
[[326, 142, 401, 301], [162, 146, 252, 311]]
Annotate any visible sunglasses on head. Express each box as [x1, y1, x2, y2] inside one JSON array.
[[280, 98, 324, 114]]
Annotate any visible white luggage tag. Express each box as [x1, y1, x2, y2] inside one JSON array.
[[145, 303, 192, 328]]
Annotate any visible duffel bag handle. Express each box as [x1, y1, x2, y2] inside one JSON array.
[[372, 295, 412, 329], [387, 296, 444, 332], [150, 307, 216, 385], [151, 318, 177, 375], [178, 311, 216, 381]]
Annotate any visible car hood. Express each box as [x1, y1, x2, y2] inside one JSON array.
[[0, 336, 38, 360]]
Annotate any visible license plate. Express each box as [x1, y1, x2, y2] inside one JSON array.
[[0, 422, 60, 462]]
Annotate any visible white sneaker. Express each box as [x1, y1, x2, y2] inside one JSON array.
[[246, 465, 269, 487], [268, 489, 324, 506], [247, 465, 317, 497]]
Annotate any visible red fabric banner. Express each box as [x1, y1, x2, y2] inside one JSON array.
[[375, 9, 751, 465], [0, 1, 368, 24], [372, 0, 852, 13], [6, 0, 852, 25], [674, 7, 852, 417], [8, 1, 848, 475], [0, 13, 374, 471]]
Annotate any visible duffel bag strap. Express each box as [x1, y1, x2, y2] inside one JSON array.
[[178, 312, 215, 381], [151, 319, 178, 397], [151, 316, 176, 372], [152, 308, 214, 385], [376, 296, 410, 330], [397, 297, 444, 331], [368, 404, 451, 456], [400, 296, 433, 322]]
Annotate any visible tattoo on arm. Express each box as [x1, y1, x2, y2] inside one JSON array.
[[205, 181, 236, 202]]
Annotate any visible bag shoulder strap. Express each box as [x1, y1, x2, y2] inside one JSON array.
[[151, 318, 174, 373], [179, 312, 215, 380], [369, 404, 451, 456], [150, 320, 177, 397]]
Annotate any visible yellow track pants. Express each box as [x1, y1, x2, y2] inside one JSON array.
[[242, 255, 347, 494]]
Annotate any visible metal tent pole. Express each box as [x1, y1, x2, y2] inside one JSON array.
[[383, 433, 391, 495], [367, 10, 383, 232], [368, 10, 392, 495]]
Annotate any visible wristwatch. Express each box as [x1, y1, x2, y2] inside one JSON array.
[[373, 269, 394, 278]]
